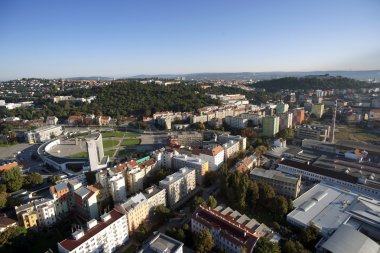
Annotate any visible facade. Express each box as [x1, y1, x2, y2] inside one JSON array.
[[262, 116, 280, 137], [192, 205, 260, 253], [15, 198, 56, 229], [58, 210, 129, 253], [278, 112, 293, 130], [277, 159, 380, 199], [192, 145, 225, 171], [142, 185, 167, 214], [311, 103, 325, 119], [125, 166, 145, 195], [86, 133, 108, 171], [159, 167, 196, 207], [175, 132, 203, 148], [222, 140, 240, 161], [292, 108, 305, 126], [108, 173, 127, 203], [276, 102, 289, 114], [46, 116, 59, 125], [116, 193, 149, 232], [172, 154, 208, 185], [24, 125, 63, 144], [250, 168, 302, 198], [224, 116, 248, 129], [138, 233, 183, 253], [295, 124, 330, 141], [218, 134, 247, 151]]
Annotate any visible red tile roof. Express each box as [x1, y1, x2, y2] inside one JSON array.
[[59, 210, 125, 251], [192, 145, 224, 156]]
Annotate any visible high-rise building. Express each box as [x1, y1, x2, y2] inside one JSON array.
[[311, 103, 325, 119], [292, 108, 305, 126], [86, 133, 108, 171], [262, 116, 280, 137], [276, 102, 289, 114], [279, 112, 293, 130]]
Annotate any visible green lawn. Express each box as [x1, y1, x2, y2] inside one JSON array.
[[104, 149, 118, 157], [102, 139, 119, 148], [121, 139, 141, 146], [68, 151, 88, 158], [335, 126, 380, 142], [101, 131, 140, 138]]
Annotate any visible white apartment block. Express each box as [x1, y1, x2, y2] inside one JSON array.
[[240, 112, 263, 126], [172, 154, 209, 185], [109, 173, 127, 203], [58, 210, 129, 253], [159, 167, 196, 207], [218, 134, 247, 151], [222, 140, 240, 161], [192, 146, 224, 171], [224, 116, 248, 129]]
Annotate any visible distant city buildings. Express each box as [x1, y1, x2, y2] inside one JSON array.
[[262, 116, 280, 137], [24, 125, 63, 144]]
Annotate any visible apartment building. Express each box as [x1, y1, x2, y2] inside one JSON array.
[[142, 185, 167, 214], [224, 116, 248, 129], [222, 140, 240, 161], [46, 116, 58, 125], [231, 154, 259, 173], [311, 103, 325, 119], [58, 210, 129, 253], [116, 193, 149, 232], [192, 205, 260, 253], [292, 108, 305, 126], [138, 233, 184, 253], [250, 168, 302, 198], [175, 131, 203, 148], [192, 145, 224, 171], [240, 112, 262, 126], [172, 154, 208, 185], [276, 102, 289, 114], [24, 125, 62, 144], [218, 134, 247, 151], [15, 198, 56, 229], [279, 112, 293, 130], [108, 173, 127, 203], [262, 116, 280, 137], [159, 167, 196, 207]]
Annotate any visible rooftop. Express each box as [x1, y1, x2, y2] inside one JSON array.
[[138, 233, 184, 253], [250, 168, 300, 184], [159, 167, 195, 186], [122, 192, 147, 212]]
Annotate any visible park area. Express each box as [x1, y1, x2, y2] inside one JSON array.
[[335, 125, 380, 143]]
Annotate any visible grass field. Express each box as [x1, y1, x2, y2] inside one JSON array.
[[335, 126, 380, 142], [68, 151, 88, 158], [102, 139, 119, 148], [121, 139, 141, 146], [104, 149, 117, 157], [101, 131, 140, 138]]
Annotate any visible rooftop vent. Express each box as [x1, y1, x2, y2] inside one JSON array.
[[87, 219, 98, 229], [100, 213, 111, 222]]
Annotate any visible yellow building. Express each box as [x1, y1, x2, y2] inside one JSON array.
[[16, 204, 38, 229], [312, 103, 325, 119]]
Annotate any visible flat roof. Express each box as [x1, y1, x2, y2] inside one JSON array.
[[250, 168, 300, 184], [138, 233, 183, 253], [159, 167, 195, 186], [287, 183, 356, 235], [321, 225, 380, 253]]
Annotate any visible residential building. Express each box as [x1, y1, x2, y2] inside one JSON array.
[[115, 193, 149, 232], [231, 154, 259, 173], [175, 131, 203, 148], [15, 198, 56, 229], [240, 112, 262, 126], [295, 124, 330, 141], [218, 134, 247, 151], [108, 173, 127, 203], [311, 103, 325, 119], [73, 185, 100, 220], [57, 210, 129, 253], [0, 159, 19, 172], [277, 159, 380, 199], [222, 140, 240, 161], [224, 116, 248, 129], [46, 116, 58, 125], [278, 112, 293, 130], [250, 168, 302, 198], [159, 167, 196, 207], [138, 233, 184, 253], [192, 205, 260, 253], [262, 116, 280, 137], [192, 145, 225, 171], [276, 102, 289, 114], [142, 185, 167, 214], [172, 154, 208, 185], [97, 116, 112, 126], [292, 108, 305, 126], [24, 125, 63, 144]]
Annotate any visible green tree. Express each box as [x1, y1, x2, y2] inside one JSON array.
[[154, 204, 172, 221], [283, 240, 310, 253], [258, 182, 275, 206], [196, 229, 215, 253], [2, 167, 23, 192], [50, 175, 62, 184], [246, 180, 259, 211], [207, 195, 218, 209], [255, 145, 267, 155], [0, 226, 27, 247], [300, 225, 321, 248], [193, 196, 206, 211], [24, 173, 43, 187], [253, 237, 281, 253], [0, 191, 7, 209], [270, 196, 288, 220]]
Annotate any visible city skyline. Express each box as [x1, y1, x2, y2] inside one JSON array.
[[0, 0, 379, 80]]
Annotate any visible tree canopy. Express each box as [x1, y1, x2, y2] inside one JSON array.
[[195, 229, 215, 253], [2, 167, 23, 192]]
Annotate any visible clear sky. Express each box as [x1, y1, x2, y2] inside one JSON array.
[[0, 0, 379, 80]]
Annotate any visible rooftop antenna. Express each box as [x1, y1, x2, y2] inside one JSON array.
[[331, 99, 337, 143]]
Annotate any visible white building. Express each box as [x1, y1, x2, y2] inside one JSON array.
[[24, 125, 63, 144], [218, 134, 247, 151], [224, 116, 248, 129], [159, 167, 196, 207], [108, 173, 127, 203], [222, 140, 240, 161], [46, 116, 59, 125], [58, 210, 129, 253], [15, 198, 57, 229], [86, 133, 108, 171], [192, 145, 224, 171], [172, 154, 209, 185], [138, 233, 184, 253]]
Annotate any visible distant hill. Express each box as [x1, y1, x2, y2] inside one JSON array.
[[129, 70, 380, 81], [65, 76, 112, 81]]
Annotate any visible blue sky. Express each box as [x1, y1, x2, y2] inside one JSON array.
[[0, 0, 379, 80]]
